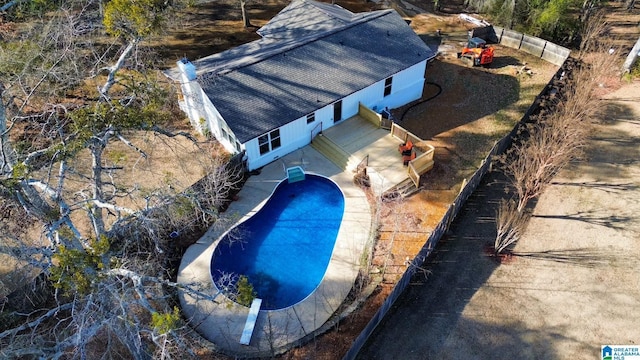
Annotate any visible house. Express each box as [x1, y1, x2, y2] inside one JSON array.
[[169, 0, 436, 171]]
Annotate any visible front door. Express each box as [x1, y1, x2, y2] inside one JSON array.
[[333, 100, 342, 123]]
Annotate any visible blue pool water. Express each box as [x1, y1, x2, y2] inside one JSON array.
[[210, 174, 345, 310]]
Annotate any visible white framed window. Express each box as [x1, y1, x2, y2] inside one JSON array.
[[306, 113, 315, 124], [384, 77, 393, 97], [258, 129, 281, 155]]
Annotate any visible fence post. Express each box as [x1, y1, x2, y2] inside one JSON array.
[[540, 41, 548, 59], [518, 33, 524, 49], [459, 178, 468, 195], [444, 203, 455, 232]]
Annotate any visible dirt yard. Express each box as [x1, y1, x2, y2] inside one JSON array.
[[373, 24, 558, 282], [147, 1, 640, 359], [351, 1, 640, 358], [152, 0, 381, 68], [157, 0, 639, 356], [355, 78, 640, 360], [150, 1, 560, 359]]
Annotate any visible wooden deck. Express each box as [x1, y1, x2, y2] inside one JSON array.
[[322, 115, 416, 192]]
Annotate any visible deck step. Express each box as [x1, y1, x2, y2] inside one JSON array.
[[311, 134, 358, 171], [385, 178, 419, 198]]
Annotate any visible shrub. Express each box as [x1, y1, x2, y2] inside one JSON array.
[[151, 306, 182, 334], [236, 275, 256, 307]]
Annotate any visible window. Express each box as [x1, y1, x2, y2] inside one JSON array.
[[258, 129, 281, 155], [270, 130, 281, 150], [306, 113, 315, 124], [384, 77, 393, 97]]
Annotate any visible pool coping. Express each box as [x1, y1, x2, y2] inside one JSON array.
[[177, 145, 373, 357]]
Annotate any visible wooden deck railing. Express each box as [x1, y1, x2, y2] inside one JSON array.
[[391, 122, 435, 187], [355, 154, 369, 176], [407, 144, 435, 187], [345, 103, 436, 190], [358, 103, 382, 127]]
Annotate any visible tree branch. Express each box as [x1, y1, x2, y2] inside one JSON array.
[[0, 303, 74, 340], [100, 38, 140, 98], [116, 134, 147, 158], [91, 199, 135, 216], [107, 268, 222, 304], [151, 125, 197, 142]]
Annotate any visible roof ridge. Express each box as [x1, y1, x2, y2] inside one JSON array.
[[198, 8, 393, 77], [301, 0, 356, 21]]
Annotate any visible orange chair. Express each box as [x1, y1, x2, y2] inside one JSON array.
[[403, 150, 416, 165], [398, 140, 413, 154]]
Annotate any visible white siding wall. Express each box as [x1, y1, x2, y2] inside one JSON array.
[[382, 61, 428, 109], [348, 80, 385, 112], [340, 93, 361, 122], [315, 105, 334, 139], [246, 103, 338, 170], [192, 59, 429, 171], [179, 78, 242, 156], [245, 117, 305, 170], [202, 100, 241, 154], [244, 60, 429, 170]]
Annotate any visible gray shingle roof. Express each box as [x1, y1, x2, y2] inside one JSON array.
[[194, 0, 435, 143], [256, 0, 368, 39]]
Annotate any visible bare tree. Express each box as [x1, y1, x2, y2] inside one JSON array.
[[0, 0, 246, 358], [240, 0, 252, 28], [500, 111, 586, 212], [0, 0, 206, 248], [494, 199, 528, 255], [501, 46, 617, 213], [496, 18, 619, 254]]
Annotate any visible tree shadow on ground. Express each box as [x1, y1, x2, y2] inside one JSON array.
[[432, 0, 468, 14], [152, 0, 381, 68], [513, 248, 622, 268], [433, 317, 577, 359], [531, 210, 635, 232], [151, 1, 288, 68], [549, 181, 638, 193], [490, 55, 523, 69], [599, 101, 638, 125], [355, 171, 540, 359], [566, 101, 640, 179]]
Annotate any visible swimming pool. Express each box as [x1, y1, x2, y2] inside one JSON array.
[[210, 174, 345, 310]]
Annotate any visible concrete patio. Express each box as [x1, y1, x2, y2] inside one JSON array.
[[177, 116, 412, 357]]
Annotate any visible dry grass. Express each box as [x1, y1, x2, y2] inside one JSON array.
[[149, 0, 381, 68], [0, 0, 573, 358]]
